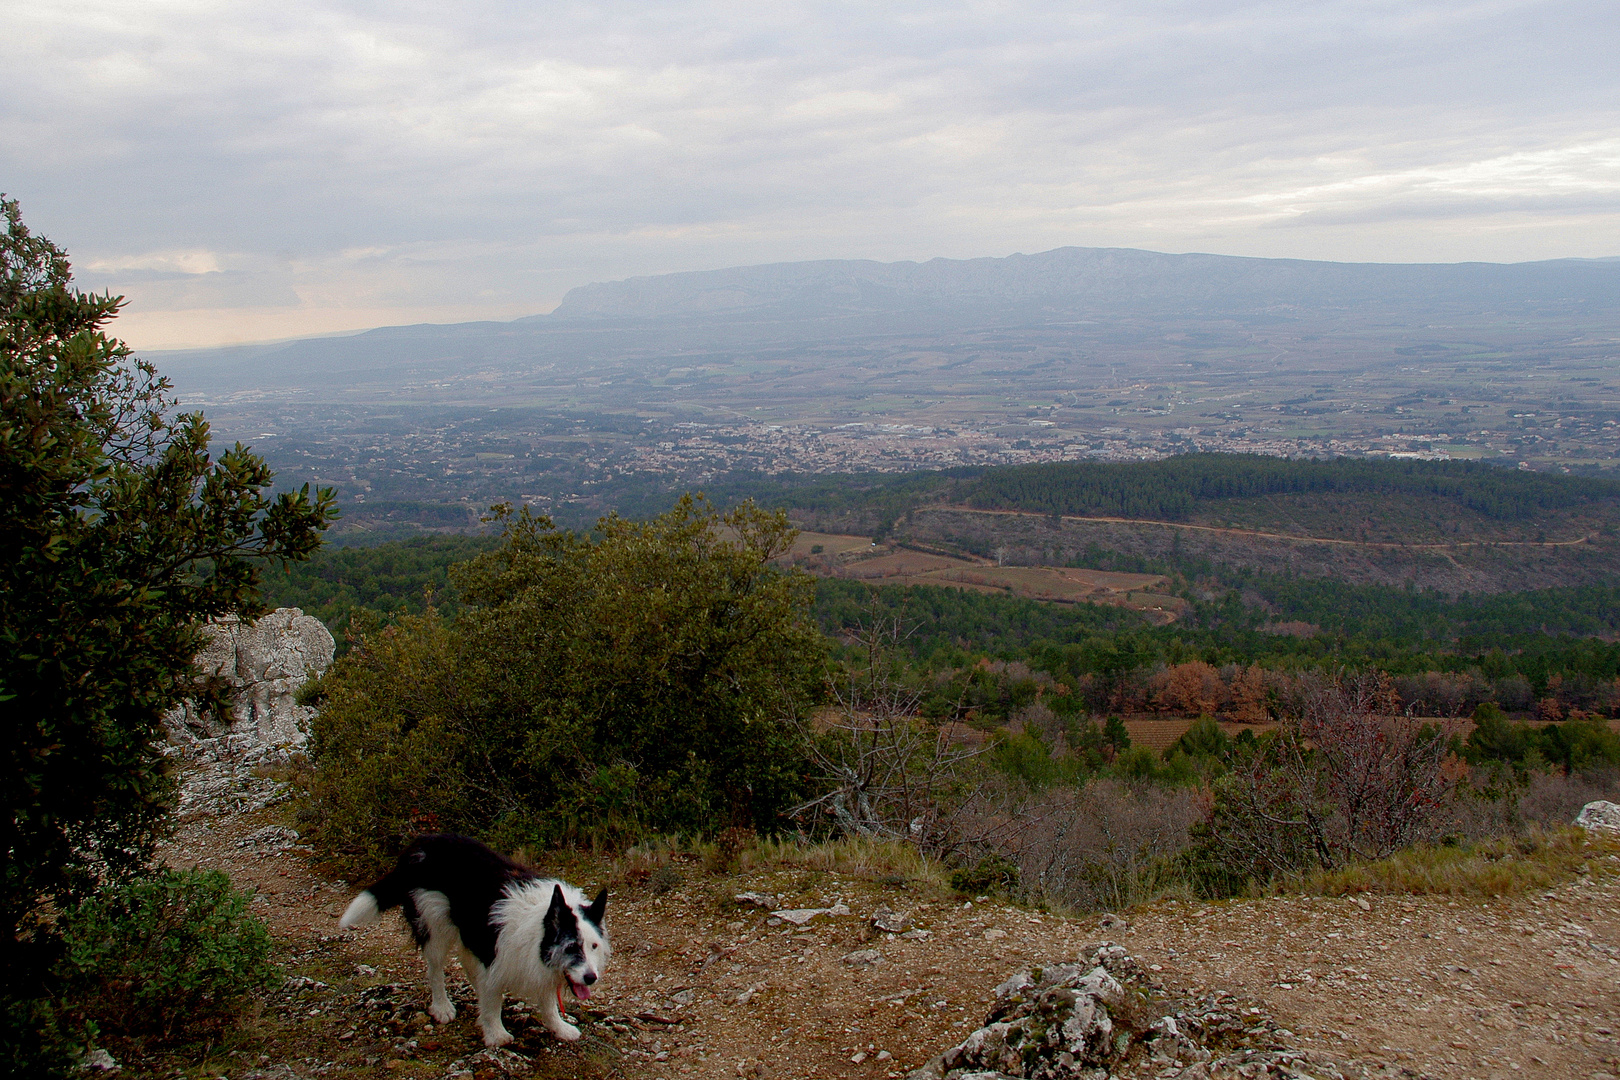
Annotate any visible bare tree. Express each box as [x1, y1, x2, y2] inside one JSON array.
[[1011, 780, 1206, 912], [1209, 671, 1460, 876], [787, 610, 1009, 859], [1286, 671, 1457, 864]]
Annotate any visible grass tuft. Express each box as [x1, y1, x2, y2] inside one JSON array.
[[745, 835, 946, 886], [1282, 826, 1620, 899]]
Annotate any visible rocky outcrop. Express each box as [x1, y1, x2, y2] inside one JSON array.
[[1576, 801, 1620, 835], [907, 943, 1345, 1080], [163, 608, 334, 815], [165, 607, 334, 757]]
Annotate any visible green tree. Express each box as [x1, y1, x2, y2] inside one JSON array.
[[0, 197, 335, 974], [1167, 715, 1232, 761], [300, 496, 826, 873]]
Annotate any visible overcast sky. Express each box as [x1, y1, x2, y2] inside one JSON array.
[[3, 1, 1617, 349]]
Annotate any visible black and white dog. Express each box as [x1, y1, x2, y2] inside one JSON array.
[[339, 834, 610, 1046]]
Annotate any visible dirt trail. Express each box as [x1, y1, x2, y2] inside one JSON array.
[[154, 797, 1620, 1080], [938, 506, 1594, 551]]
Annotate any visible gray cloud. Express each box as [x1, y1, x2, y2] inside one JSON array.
[[2, 0, 1616, 347]]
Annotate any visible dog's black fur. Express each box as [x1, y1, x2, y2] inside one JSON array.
[[340, 833, 609, 1046]]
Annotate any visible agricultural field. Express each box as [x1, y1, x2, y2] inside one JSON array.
[[791, 533, 1184, 621]]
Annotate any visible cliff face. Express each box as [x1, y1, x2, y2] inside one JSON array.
[[165, 607, 335, 762]]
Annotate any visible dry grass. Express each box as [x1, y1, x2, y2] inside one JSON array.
[[784, 531, 879, 558], [608, 832, 947, 891], [745, 834, 946, 886], [1284, 826, 1620, 899]]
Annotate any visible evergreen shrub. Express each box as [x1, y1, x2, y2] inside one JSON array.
[[299, 497, 826, 875], [56, 869, 276, 1042]]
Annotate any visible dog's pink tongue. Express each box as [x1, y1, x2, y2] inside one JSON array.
[[571, 981, 592, 1000]]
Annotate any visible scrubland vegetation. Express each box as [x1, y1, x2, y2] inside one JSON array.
[[290, 499, 1620, 926], [7, 198, 1620, 1075]]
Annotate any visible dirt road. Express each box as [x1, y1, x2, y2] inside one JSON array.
[[939, 506, 1594, 552]]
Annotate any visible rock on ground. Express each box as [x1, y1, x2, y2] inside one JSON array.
[[908, 944, 1351, 1080], [1577, 801, 1620, 835]]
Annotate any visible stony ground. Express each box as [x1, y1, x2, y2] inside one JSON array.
[[136, 777, 1620, 1080]]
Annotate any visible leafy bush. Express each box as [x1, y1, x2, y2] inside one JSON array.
[[0, 198, 327, 1073], [0, 990, 81, 1080], [56, 869, 276, 1041], [1185, 673, 1463, 895], [299, 497, 825, 874], [1167, 716, 1232, 762], [1464, 706, 1620, 774]]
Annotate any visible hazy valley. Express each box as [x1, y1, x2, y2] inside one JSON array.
[[153, 247, 1620, 540]]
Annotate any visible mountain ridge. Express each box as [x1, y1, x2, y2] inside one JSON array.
[[548, 245, 1620, 321]]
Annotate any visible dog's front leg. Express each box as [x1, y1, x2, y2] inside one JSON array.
[[537, 983, 581, 1042], [477, 982, 514, 1047]]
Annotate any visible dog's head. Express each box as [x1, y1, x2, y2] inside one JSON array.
[[541, 884, 609, 999]]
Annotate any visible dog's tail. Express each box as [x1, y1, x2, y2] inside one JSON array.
[[339, 891, 382, 929], [339, 862, 416, 930]]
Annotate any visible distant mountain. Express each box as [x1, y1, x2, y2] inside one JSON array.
[[153, 246, 1620, 397], [549, 247, 1620, 321]]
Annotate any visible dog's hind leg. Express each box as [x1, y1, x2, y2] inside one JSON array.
[[410, 889, 459, 1024], [537, 979, 582, 1042], [457, 946, 485, 996], [476, 980, 514, 1047], [423, 930, 458, 1024]]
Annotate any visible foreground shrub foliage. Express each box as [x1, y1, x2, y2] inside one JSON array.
[[1186, 673, 1459, 886], [0, 197, 331, 1072], [57, 869, 276, 1041], [299, 497, 825, 872]]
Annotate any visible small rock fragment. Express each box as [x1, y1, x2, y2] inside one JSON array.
[[771, 908, 824, 925], [79, 1048, 118, 1072], [872, 906, 912, 933]]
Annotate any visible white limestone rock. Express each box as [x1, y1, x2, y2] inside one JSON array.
[[1576, 801, 1620, 834], [164, 607, 335, 762]]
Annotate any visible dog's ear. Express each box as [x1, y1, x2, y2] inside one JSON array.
[[583, 887, 607, 927], [541, 884, 572, 953], [543, 884, 567, 933]]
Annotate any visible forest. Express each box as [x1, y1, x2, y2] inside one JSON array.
[[264, 491, 1620, 723], [954, 454, 1620, 522]]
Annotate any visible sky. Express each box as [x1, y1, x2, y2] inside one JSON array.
[[3, 1, 1617, 350]]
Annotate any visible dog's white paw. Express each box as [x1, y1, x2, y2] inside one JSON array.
[[482, 1026, 515, 1048], [429, 1001, 456, 1024], [548, 1021, 581, 1042]]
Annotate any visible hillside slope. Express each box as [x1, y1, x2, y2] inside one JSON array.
[[773, 456, 1620, 593]]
